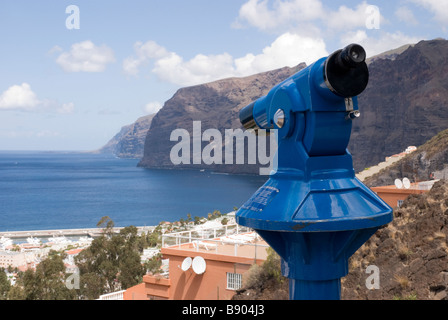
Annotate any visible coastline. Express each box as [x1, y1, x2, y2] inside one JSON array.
[[0, 226, 156, 244]]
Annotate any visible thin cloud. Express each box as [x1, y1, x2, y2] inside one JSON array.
[[410, 0, 448, 25], [144, 101, 163, 114], [395, 6, 419, 26], [123, 41, 170, 76], [234, 0, 323, 31], [55, 40, 115, 73], [234, 0, 386, 34]]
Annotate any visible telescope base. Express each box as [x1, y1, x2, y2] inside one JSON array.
[[289, 278, 341, 300]]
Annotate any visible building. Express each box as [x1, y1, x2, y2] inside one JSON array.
[[0, 251, 27, 269], [385, 146, 417, 161], [371, 179, 438, 208], [124, 224, 269, 300]]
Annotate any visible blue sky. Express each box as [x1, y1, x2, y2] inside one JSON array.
[[0, 0, 445, 151]]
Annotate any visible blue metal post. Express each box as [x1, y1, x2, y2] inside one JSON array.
[[289, 279, 341, 300], [236, 44, 393, 300]]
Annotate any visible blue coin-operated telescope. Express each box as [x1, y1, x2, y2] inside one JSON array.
[[236, 44, 393, 300]]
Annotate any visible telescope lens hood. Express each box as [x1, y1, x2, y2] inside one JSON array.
[[324, 43, 369, 97]]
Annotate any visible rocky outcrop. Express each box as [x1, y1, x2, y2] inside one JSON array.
[[99, 114, 155, 158]]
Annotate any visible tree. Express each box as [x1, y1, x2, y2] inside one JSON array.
[[97, 215, 115, 235], [75, 218, 145, 299], [147, 226, 162, 247], [144, 253, 163, 275], [10, 251, 76, 300], [0, 268, 10, 300]]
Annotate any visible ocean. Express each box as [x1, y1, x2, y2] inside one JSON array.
[[0, 151, 267, 232]]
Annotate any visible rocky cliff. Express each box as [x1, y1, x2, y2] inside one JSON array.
[[122, 39, 448, 174], [350, 39, 448, 172], [99, 114, 154, 158], [137, 64, 306, 173]]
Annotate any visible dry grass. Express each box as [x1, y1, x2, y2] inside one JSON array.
[[398, 244, 413, 260], [394, 274, 410, 289]]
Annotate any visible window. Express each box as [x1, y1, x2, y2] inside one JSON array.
[[227, 272, 242, 290]]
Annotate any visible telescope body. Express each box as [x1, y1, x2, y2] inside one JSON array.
[[236, 44, 393, 300]]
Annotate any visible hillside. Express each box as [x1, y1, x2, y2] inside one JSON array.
[[363, 128, 448, 187], [342, 179, 448, 300]]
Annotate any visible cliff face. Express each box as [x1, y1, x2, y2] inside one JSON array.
[[350, 39, 448, 172], [129, 39, 448, 174], [99, 114, 154, 158], [137, 64, 306, 173]]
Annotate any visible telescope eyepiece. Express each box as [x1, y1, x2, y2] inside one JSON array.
[[337, 44, 366, 69], [324, 43, 369, 98]]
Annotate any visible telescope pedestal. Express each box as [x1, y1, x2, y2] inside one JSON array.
[[289, 279, 341, 300], [237, 154, 392, 300]]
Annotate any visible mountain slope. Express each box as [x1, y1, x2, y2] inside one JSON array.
[[342, 179, 448, 300], [363, 128, 448, 187]]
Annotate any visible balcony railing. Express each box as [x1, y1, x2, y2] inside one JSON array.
[[162, 224, 269, 261], [97, 290, 125, 300], [162, 223, 250, 247]]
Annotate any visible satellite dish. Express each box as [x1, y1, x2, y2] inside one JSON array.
[[181, 257, 192, 271], [192, 256, 206, 275], [394, 179, 403, 189], [403, 177, 411, 189]]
